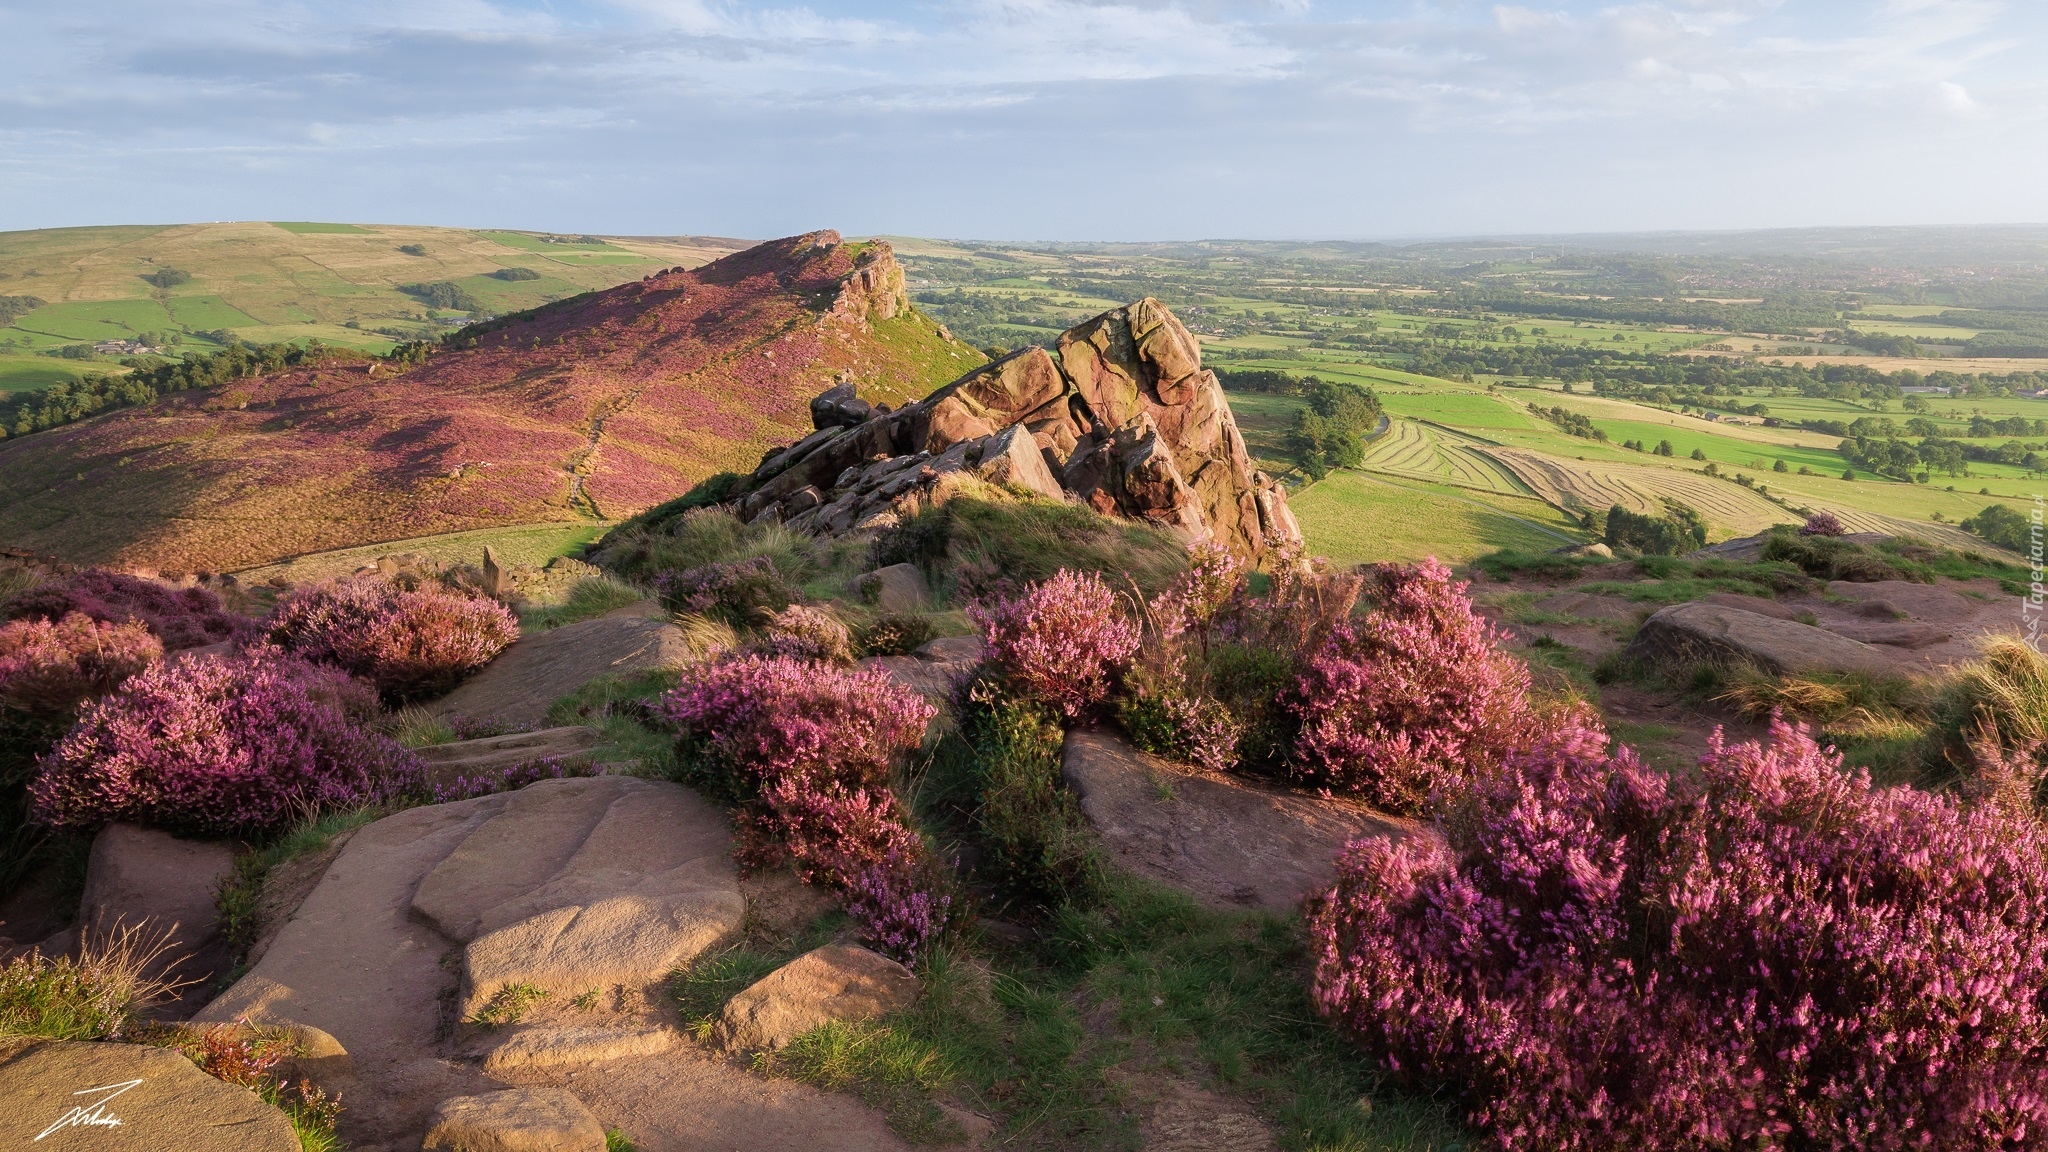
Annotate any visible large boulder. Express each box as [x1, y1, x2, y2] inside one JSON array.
[[0, 1041, 299, 1152], [1061, 728, 1411, 912], [77, 824, 235, 1007], [434, 615, 696, 729], [406, 776, 744, 1017], [715, 944, 919, 1053], [1624, 602, 1897, 677], [728, 298, 1300, 563]]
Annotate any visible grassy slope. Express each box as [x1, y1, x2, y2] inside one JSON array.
[[0, 236, 974, 571], [0, 222, 747, 377]]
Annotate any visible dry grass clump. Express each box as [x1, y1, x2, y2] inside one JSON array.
[[0, 922, 190, 1041]]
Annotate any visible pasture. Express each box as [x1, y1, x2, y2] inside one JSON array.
[[1359, 418, 1531, 495], [1292, 471, 1576, 565]]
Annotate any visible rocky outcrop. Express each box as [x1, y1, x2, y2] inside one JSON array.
[[435, 615, 698, 729], [716, 944, 920, 1054], [730, 299, 1301, 562], [1624, 602, 1897, 677], [0, 1041, 300, 1152], [78, 824, 236, 1010], [1060, 728, 1411, 912]]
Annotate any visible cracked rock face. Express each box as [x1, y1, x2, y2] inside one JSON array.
[[733, 298, 1301, 562]]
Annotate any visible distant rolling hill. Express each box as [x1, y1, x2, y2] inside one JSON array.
[[0, 221, 748, 392], [0, 231, 982, 571]]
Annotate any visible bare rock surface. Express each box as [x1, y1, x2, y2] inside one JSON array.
[[436, 616, 697, 728], [480, 1026, 674, 1072], [854, 563, 930, 612], [1061, 728, 1410, 912], [1625, 602, 1897, 677], [1138, 1076, 1278, 1152], [0, 1040, 299, 1152], [733, 298, 1300, 562], [407, 776, 744, 1017], [1532, 591, 1643, 623], [422, 1087, 605, 1152], [861, 634, 984, 703], [195, 794, 514, 1148], [1704, 592, 1805, 621], [414, 727, 604, 788], [716, 944, 919, 1053], [78, 823, 235, 1013], [1825, 579, 1979, 622]]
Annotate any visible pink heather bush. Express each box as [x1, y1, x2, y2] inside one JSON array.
[[972, 569, 1140, 718], [0, 613, 162, 714], [31, 648, 419, 836], [7, 569, 255, 651], [266, 576, 518, 701], [660, 655, 947, 960], [1284, 558, 1603, 813], [841, 847, 954, 966], [1308, 720, 2048, 1150], [1798, 510, 1848, 537]]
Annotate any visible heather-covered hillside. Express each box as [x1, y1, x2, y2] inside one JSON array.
[[0, 232, 980, 571]]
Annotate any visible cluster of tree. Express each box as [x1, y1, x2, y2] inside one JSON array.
[[1960, 504, 2035, 554], [397, 244, 428, 256], [142, 268, 191, 290], [1275, 375, 1384, 480], [1589, 499, 1709, 556], [1532, 405, 1606, 441], [1833, 434, 2048, 480], [400, 281, 483, 312], [1619, 438, 1676, 456], [490, 267, 541, 281], [1833, 330, 1920, 357], [0, 295, 43, 324], [0, 341, 340, 439]]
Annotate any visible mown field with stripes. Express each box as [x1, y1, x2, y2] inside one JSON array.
[[1358, 419, 1532, 495]]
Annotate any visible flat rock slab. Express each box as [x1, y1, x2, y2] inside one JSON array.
[[481, 1026, 674, 1072], [860, 635, 984, 703], [1826, 579, 1980, 623], [1061, 728, 1411, 913], [436, 615, 697, 728], [1625, 602, 1897, 677], [0, 1040, 298, 1152], [423, 1087, 605, 1152], [717, 944, 918, 1053], [78, 823, 235, 1008], [414, 727, 603, 788], [196, 794, 517, 1147], [1704, 592, 1804, 621], [407, 775, 744, 1017]]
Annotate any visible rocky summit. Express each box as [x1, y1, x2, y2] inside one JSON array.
[[729, 298, 1302, 560]]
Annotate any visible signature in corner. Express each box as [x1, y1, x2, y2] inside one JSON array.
[[34, 1079, 144, 1142]]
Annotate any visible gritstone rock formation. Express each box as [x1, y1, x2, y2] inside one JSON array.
[[728, 298, 1302, 561]]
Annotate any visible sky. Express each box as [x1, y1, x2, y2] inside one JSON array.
[[1, 1, 2044, 241]]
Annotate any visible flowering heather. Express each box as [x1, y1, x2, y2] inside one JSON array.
[[1798, 509, 1848, 537], [1284, 558, 1603, 812], [427, 757, 608, 804], [972, 570, 1140, 718], [661, 654, 947, 955], [1308, 720, 2048, 1150], [7, 569, 253, 651], [31, 648, 419, 836], [0, 613, 161, 714], [656, 558, 798, 627], [841, 848, 954, 967], [267, 576, 518, 701]]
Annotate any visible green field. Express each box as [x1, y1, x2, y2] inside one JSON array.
[[233, 521, 611, 583], [1360, 418, 1531, 494], [1292, 471, 1577, 565]]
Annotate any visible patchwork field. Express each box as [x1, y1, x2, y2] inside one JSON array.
[[1359, 419, 1531, 495]]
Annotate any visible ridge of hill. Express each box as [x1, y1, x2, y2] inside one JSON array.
[[0, 232, 982, 572]]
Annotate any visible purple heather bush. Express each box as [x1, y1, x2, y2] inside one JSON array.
[[655, 557, 797, 627], [0, 613, 162, 715], [660, 654, 946, 962], [1308, 719, 2048, 1150], [30, 647, 419, 837], [266, 576, 518, 701], [6, 569, 255, 651], [972, 569, 1140, 719], [428, 757, 606, 804], [1798, 509, 1848, 537], [1284, 557, 1604, 813]]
